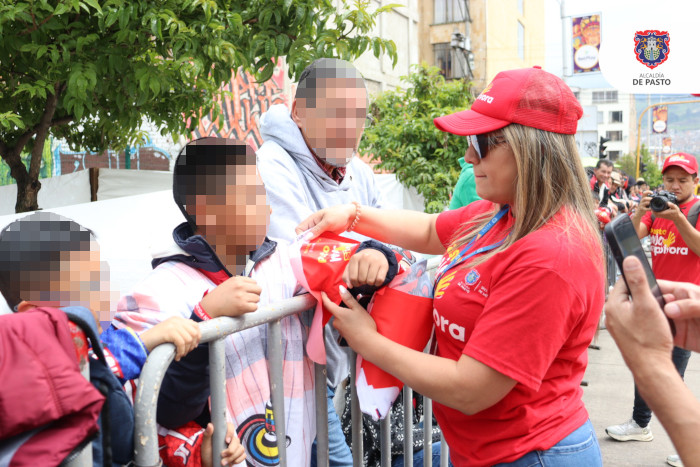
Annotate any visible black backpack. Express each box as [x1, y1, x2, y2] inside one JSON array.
[[61, 307, 134, 467]]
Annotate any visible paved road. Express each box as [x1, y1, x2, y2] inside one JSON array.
[[584, 330, 700, 466]]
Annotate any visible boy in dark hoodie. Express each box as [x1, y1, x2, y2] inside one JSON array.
[[113, 137, 399, 466]]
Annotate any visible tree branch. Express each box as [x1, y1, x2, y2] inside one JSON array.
[[27, 83, 62, 179], [19, 12, 56, 36]]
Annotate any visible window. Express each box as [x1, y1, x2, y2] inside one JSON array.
[[517, 21, 525, 60], [606, 130, 623, 142], [573, 91, 580, 101], [434, 43, 454, 79], [592, 90, 618, 103], [434, 43, 467, 79], [610, 111, 623, 123], [608, 150, 621, 160], [434, 0, 467, 24], [597, 111, 604, 123], [518, 0, 524, 15]]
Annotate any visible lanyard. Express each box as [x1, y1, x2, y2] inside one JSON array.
[[434, 205, 510, 290]]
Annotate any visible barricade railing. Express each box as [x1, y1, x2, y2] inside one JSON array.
[[133, 257, 447, 467]]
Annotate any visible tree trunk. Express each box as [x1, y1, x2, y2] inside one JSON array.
[[4, 83, 62, 213], [15, 176, 41, 213]]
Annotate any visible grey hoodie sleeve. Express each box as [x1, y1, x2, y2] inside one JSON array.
[[257, 142, 315, 243]]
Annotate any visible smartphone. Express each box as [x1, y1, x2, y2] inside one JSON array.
[[604, 214, 676, 336]]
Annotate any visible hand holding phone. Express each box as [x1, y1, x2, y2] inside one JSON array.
[[604, 214, 676, 336]]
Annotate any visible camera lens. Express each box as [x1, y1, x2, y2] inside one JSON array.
[[650, 197, 669, 212]]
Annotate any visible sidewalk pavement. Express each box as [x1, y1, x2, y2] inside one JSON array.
[[584, 329, 700, 466]]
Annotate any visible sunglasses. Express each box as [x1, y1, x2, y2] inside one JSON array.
[[468, 134, 507, 159]]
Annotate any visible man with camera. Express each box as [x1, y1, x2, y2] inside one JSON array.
[[606, 153, 700, 465]]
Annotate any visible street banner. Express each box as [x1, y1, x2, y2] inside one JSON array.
[[573, 14, 601, 74], [652, 105, 668, 133], [662, 137, 672, 153]]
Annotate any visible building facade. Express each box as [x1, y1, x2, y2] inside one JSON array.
[[573, 88, 637, 160], [350, 0, 421, 95], [419, 0, 545, 93]]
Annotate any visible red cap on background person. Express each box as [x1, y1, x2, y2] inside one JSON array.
[[433, 66, 583, 136], [662, 152, 699, 175]]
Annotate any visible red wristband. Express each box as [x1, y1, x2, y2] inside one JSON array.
[[194, 301, 212, 321]]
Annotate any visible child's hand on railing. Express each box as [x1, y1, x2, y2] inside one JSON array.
[[343, 248, 389, 289], [200, 276, 262, 318], [140, 316, 201, 361], [201, 422, 246, 467]]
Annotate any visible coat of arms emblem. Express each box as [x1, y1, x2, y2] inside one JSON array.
[[634, 30, 670, 69]]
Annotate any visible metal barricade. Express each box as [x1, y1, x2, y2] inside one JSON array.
[[133, 257, 448, 467], [64, 350, 93, 467]]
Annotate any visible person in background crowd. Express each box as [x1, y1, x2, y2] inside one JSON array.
[[609, 171, 635, 214], [449, 157, 481, 209], [591, 159, 617, 215]]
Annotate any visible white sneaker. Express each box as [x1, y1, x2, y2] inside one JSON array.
[[605, 418, 654, 441], [666, 454, 683, 467]]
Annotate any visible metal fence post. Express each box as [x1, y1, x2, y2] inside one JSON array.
[[423, 396, 433, 467], [209, 337, 228, 467], [380, 413, 391, 467], [350, 353, 363, 467], [268, 319, 288, 467], [134, 343, 175, 467], [402, 386, 413, 467], [314, 363, 329, 467], [440, 432, 449, 467]]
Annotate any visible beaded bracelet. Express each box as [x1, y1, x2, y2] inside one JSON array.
[[348, 201, 362, 231]]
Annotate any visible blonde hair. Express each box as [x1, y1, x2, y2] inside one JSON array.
[[449, 123, 603, 271]]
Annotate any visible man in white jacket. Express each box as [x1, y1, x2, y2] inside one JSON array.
[[257, 58, 383, 466]]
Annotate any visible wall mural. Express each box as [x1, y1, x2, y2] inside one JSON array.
[[54, 137, 172, 175], [191, 61, 289, 150]]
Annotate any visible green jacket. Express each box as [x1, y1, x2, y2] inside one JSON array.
[[449, 158, 480, 210]]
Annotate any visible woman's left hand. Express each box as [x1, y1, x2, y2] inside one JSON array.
[[321, 286, 377, 351]]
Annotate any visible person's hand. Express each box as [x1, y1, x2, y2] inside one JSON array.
[[659, 279, 700, 352], [605, 256, 675, 372], [343, 248, 389, 288], [201, 422, 246, 467], [610, 203, 619, 217], [295, 204, 357, 239], [651, 200, 683, 223], [200, 276, 262, 318], [139, 316, 201, 360], [637, 190, 653, 214], [321, 286, 377, 351]]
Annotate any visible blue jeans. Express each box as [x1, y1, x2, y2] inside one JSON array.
[[633, 346, 691, 427], [393, 442, 447, 467], [310, 386, 353, 467], [493, 419, 601, 467]]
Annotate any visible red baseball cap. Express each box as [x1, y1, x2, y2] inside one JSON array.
[[434, 66, 583, 136], [662, 152, 699, 175]]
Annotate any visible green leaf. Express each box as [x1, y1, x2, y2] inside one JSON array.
[[149, 77, 161, 96], [82, 0, 103, 14]]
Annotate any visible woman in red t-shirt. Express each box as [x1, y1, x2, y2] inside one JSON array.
[[296, 67, 605, 466]]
